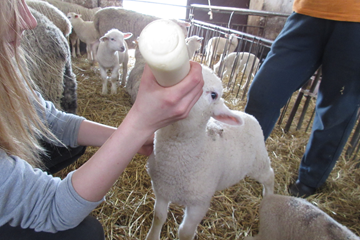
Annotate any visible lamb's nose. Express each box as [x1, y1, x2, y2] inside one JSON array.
[[120, 46, 125, 52]]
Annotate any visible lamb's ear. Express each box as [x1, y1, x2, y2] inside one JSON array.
[[124, 33, 133, 40], [176, 19, 191, 28], [100, 36, 108, 42], [212, 100, 243, 126]]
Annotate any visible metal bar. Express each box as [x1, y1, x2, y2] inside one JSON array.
[[284, 80, 311, 133], [191, 19, 274, 46], [278, 99, 291, 125], [191, 4, 290, 18], [305, 107, 315, 132], [296, 67, 322, 130], [346, 109, 360, 159], [125, 0, 190, 9]]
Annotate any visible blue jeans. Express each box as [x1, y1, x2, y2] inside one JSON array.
[[245, 13, 360, 188]]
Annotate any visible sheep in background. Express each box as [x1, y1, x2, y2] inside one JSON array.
[[42, 0, 101, 58], [185, 35, 203, 59], [205, 34, 238, 67], [22, 8, 78, 113], [245, 194, 360, 240], [93, 7, 160, 49], [126, 41, 145, 103], [95, 29, 133, 94], [126, 20, 190, 103], [26, 0, 71, 37], [67, 12, 100, 61], [213, 52, 260, 88], [145, 65, 274, 240]]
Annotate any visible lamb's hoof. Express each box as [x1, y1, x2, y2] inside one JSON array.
[[288, 180, 316, 198]]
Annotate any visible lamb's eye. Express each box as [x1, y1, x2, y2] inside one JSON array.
[[211, 92, 218, 100], [111, 38, 115, 41]]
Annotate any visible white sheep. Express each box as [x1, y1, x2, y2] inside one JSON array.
[[185, 35, 204, 59], [145, 65, 274, 240], [93, 7, 160, 49], [213, 52, 260, 88], [205, 34, 238, 67], [22, 8, 78, 113], [26, 0, 71, 37], [95, 29, 133, 94], [126, 41, 145, 103], [67, 12, 100, 61], [43, 0, 101, 58], [245, 194, 360, 240]]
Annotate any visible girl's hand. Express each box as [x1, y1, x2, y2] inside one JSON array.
[[130, 61, 204, 134]]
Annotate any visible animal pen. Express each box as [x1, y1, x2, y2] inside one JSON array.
[[57, 3, 360, 240]]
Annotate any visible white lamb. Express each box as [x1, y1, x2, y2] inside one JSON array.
[[245, 194, 360, 240], [213, 52, 260, 88], [95, 29, 132, 95], [185, 35, 203, 59], [205, 33, 238, 67], [145, 65, 274, 240], [67, 12, 100, 61], [43, 0, 101, 57]]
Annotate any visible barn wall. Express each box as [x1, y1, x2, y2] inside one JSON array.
[[248, 0, 293, 40], [61, 0, 123, 8], [187, 0, 251, 31]]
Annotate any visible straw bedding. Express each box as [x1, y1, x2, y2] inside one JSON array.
[[55, 52, 360, 239]]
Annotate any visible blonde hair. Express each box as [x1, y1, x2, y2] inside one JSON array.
[[0, 0, 55, 168]]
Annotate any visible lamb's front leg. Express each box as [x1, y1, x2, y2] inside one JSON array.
[[99, 67, 108, 95], [110, 66, 120, 94], [179, 203, 210, 240], [146, 195, 169, 240]]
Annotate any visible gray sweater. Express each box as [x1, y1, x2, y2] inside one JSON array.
[[0, 93, 103, 232]]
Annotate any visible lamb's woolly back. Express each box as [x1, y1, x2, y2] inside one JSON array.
[[246, 194, 360, 240], [26, 0, 72, 37], [44, 0, 100, 21], [22, 8, 77, 113]]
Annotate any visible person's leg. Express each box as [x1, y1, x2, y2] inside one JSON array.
[[245, 13, 326, 139], [0, 215, 104, 240], [295, 20, 360, 192], [40, 140, 86, 174]]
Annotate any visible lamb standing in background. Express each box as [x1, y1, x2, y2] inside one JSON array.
[[95, 29, 133, 94], [67, 12, 100, 61], [93, 7, 160, 49], [146, 65, 274, 240], [22, 8, 78, 113], [42, 0, 101, 58], [213, 52, 260, 88], [185, 35, 204, 59], [26, 0, 71, 37], [245, 194, 360, 240], [205, 34, 238, 67]]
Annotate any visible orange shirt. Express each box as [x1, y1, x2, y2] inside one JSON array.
[[293, 0, 360, 22]]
